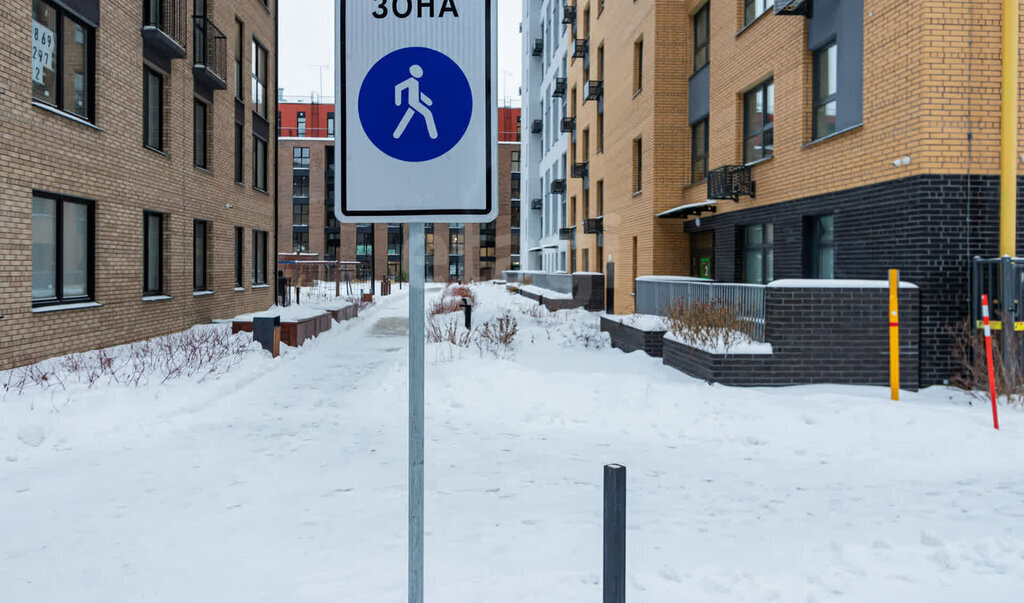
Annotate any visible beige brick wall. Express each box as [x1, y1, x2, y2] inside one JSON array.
[[0, 0, 278, 370], [568, 0, 1024, 314]]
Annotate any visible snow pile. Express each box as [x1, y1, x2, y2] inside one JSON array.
[[604, 313, 670, 332], [229, 304, 331, 323], [665, 329, 773, 355]]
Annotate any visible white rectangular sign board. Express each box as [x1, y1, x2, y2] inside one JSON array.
[[336, 0, 497, 223]]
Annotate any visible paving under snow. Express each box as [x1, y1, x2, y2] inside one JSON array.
[[2, 283, 1023, 602]]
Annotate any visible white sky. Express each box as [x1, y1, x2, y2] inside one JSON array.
[[278, 0, 522, 105]]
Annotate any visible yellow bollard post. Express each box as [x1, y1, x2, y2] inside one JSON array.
[[889, 269, 900, 401], [1000, 0, 1019, 257]]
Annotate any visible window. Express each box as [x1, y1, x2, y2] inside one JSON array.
[[292, 231, 309, 253], [804, 215, 835, 279], [193, 219, 209, 291], [293, 174, 309, 197], [234, 121, 244, 183], [694, 3, 709, 72], [253, 136, 267, 190], [449, 226, 465, 255], [251, 39, 267, 117], [327, 112, 335, 137], [632, 138, 643, 193], [234, 226, 244, 287], [813, 42, 838, 140], [293, 147, 310, 169], [583, 249, 590, 272], [388, 225, 403, 257], [143, 67, 163, 150], [744, 80, 774, 163], [596, 111, 604, 153], [570, 196, 577, 225], [253, 230, 267, 285], [234, 19, 244, 101], [143, 211, 163, 295], [692, 118, 708, 182], [194, 99, 208, 169], [597, 180, 604, 215], [32, 192, 92, 305], [633, 37, 643, 94], [356, 225, 373, 257], [293, 202, 309, 226], [511, 173, 521, 199], [511, 150, 520, 172], [744, 0, 772, 26], [297, 111, 306, 137], [32, 0, 94, 121], [742, 223, 774, 284]]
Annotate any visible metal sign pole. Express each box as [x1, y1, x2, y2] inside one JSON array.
[[408, 222, 425, 603]]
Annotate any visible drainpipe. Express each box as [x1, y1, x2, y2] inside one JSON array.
[[999, 0, 1018, 257]]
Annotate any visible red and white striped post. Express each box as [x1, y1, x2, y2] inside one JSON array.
[[982, 294, 1001, 430]]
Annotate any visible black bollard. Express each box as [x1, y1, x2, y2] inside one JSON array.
[[462, 298, 472, 330], [604, 464, 626, 603]]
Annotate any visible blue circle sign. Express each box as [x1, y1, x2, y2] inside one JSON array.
[[358, 47, 473, 163]]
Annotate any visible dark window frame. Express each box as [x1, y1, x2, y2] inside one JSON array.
[[251, 38, 268, 118], [743, 79, 774, 164], [694, 3, 709, 73], [292, 201, 309, 226], [813, 41, 839, 141], [292, 146, 310, 169], [143, 66, 163, 151], [193, 219, 209, 291], [692, 118, 709, 183], [234, 226, 244, 287], [234, 120, 244, 183], [292, 173, 309, 197], [803, 214, 836, 279], [143, 210, 164, 296], [252, 134, 267, 191], [296, 111, 306, 137], [741, 223, 774, 285], [253, 229, 268, 285], [327, 112, 335, 137], [31, 0, 96, 122], [632, 138, 643, 193], [31, 191, 95, 307], [193, 97, 208, 169], [744, 0, 771, 26]]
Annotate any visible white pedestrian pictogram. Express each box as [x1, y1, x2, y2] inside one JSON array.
[[392, 65, 438, 140]]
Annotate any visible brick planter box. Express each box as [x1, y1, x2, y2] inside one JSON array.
[[662, 337, 778, 386], [600, 316, 667, 357]]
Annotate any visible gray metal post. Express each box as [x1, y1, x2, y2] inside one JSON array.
[[1002, 255, 1015, 386], [408, 223, 425, 603], [604, 464, 626, 603]]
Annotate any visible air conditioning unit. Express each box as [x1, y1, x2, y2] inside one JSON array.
[[774, 0, 811, 16]]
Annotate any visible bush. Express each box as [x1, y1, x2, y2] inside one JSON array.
[[950, 316, 1024, 405], [666, 299, 755, 352], [476, 314, 518, 359]]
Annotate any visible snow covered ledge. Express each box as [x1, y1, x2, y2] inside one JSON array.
[[767, 279, 919, 289]]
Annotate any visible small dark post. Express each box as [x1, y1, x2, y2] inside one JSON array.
[[462, 298, 472, 330], [604, 463, 626, 603]]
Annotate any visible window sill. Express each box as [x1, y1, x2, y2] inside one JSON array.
[[632, 190, 643, 197], [802, 123, 864, 149], [744, 155, 774, 169], [252, 284, 271, 289], [632, 88, 642, 99], [31, 101, 102, 131], [192, 290, 214, 297], [142, 295, 172, 302], [194, 165, 212, 175], [144, 145, 169, 157], [234, 286, 246, 292], [32, 301, 103, 314], [253, 187, 269, 195], [736, 11, 771, 38]]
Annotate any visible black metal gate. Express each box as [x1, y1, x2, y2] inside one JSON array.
[[970, 256, 1024, 330]]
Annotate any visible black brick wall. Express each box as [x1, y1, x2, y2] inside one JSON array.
[[600, 317, 667, 357], [687, 174, 1022, 385]]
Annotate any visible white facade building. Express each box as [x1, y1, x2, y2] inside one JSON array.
[[520, 0, 569, 272]]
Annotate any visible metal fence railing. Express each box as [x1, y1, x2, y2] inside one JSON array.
[[144, 0, 187, 49], [193, 15, 227, 83], [501, 270, 573, 295], [635, 277, 766, 342]]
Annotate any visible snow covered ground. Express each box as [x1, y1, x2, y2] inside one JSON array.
[[2, 283, 1023, 602]]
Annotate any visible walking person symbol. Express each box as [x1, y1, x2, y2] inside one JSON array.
[[392, 65, 438, 140]]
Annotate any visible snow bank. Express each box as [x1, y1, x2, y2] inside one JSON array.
[[664, 330, 773, 355], [602, 313, 669, 332], [518, 284, 573, 300], [228, 305, 329, 323]]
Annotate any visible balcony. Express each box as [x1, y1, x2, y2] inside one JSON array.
[[583, 80, 603, 102], [572, 39, 588, 59], [708, 165, 756, 202], [583, 217, 603, 234], [193, 15, 227, 90], [552, 77, 567, 98], [571, 162, 588, 179], [532, 38, 543, 57], [530, 198, 543, 210], [774, 0, 812, 16], [550, 179, 566, 195], [531, 119, 543, 134], [562, 4, 576, 24], [560, 116, 576, 134], [142, 0, 187, 59], [559, 227, 575, 241]]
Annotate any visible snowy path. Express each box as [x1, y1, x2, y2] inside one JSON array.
[[3, 284, 1024, 602]]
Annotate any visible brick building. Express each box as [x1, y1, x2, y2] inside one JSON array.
[[0, 0, 279, 371], [562, 0, 1024, 385], [277, 102, 520, 282]]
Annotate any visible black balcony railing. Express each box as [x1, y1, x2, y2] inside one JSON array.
[[530, 198, 543, 210], [708, 165, 756, 201], [560, 116, 576, 133], [532, 38, 543, 57], [562, 4, 577, 24], [552, 77, 567, 98], [142, 0, 187, 58], [571, 162, 588, 179], [583, 217, 603, 234], [584, 80, 603, 102], [572, 39, 588, 59], [559, 227, 575, 241], [550, 179, 566, 195], [531, 119, 543, 134], [193, 15, 227, 90]]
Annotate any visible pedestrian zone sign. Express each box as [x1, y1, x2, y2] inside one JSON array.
[[336, 0, 497, 223]]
